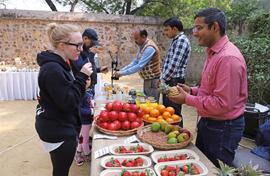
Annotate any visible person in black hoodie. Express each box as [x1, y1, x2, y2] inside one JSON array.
[[71, 28, 108, 165], [35, 23, 92, 176]]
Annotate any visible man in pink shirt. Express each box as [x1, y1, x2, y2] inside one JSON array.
[[169, 8, 248, 167]]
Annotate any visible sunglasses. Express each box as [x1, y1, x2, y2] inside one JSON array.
[[64, 42, 83, 50]]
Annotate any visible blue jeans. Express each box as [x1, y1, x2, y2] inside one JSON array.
[[196, 116, 245, 167]]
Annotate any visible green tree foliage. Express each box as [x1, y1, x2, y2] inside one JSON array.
[[226, 0, 261, 35], [137, 0, 232, 28]]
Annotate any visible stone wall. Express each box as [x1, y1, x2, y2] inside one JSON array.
[[0, 9, 168, 68], [0, 9, 204, 82]]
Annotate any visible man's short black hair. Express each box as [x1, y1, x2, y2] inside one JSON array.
[[195, 8, 227, 36], [139, 29, 148, 38], [163, 17, 183, 31]]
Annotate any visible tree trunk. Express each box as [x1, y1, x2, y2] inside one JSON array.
[[45, 0, 57, 11], [70, 0, 79, 12], [125, 0, 132, 14]]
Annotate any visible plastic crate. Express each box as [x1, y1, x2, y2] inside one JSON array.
[[243, 103, 270, 139]]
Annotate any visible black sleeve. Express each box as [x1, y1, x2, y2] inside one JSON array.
[[42, 63, 88, 112]]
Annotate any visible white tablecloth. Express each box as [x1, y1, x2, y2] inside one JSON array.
[[0, 71, 39, 100]]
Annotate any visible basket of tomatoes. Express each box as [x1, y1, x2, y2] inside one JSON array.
[[95, 101, 144, 136]]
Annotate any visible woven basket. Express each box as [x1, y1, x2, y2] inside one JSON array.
[[95, 116, 144, 136], [137, 125, 193, 150], [142, 118, 181, 125]]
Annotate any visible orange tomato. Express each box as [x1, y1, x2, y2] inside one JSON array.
[[171, 114, 181, 121], [166, 107, 175, 115], [148, 117, 157, 122], [143, 114, 150, 120], [162, 111, 171, 119], [157, 118, 166, 123], [157, 115, 163, 120], [157, 104, 166, 114], [166, 118, 174, 123], [150, 109, 160, 117], [142, 107, 151, 114]]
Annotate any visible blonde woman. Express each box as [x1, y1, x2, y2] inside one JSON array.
[[35, 23, 92, 176]]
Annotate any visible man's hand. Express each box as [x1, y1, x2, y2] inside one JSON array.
[[177, 83, 191, 94], [168, 86, 188, 104], [114, 71, 123, 78], [100, 66, 109, 74]]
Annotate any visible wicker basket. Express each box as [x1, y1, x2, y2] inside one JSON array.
[[137, 125, 193, 150], [95, 116, 144, 136], [142, 118, 181, 125]]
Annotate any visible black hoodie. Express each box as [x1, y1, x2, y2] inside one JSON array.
[[35, 50, 88, 143]]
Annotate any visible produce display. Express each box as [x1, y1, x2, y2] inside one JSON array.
[[105, 157, 145, 168], [121, 169, 154, 176], [138, 103, 181, 124], [160, 164, 201, 176], [96, 101, 144, 132], [151, 149, 200, 164], [137, 124, 192, 150], [100, 168, 156, 176], [109, 143, 154, 155], [157, 154, 192, 163], [115, 144, 148, 154], [150, 122, 190, 144]]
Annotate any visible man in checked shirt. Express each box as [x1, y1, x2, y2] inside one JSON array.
[[161, 17, 191, 127]]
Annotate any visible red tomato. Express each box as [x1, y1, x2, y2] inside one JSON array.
[[131, 121, 141, 129], [137, 109, 144, 118], [130, 104, 139, 113], [121, 120, 131, 130], [107, 122, 117, 131], [118, 112, 127, 122], [113, 120, 121, 130], [99, 110, 109, 122], [128, 112, 137, 122], [109, 111, 118, 121], [105, 102, 113, 111], [135, 117, 143, 124], [112, 101, 123, 112], [122, 103, 131, 112], [100, 122, 109, 129]]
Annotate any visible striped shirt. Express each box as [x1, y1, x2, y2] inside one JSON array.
[[161, 32, 191, 81]]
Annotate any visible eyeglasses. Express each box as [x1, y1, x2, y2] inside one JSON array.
[[64, 42, 83, 50]]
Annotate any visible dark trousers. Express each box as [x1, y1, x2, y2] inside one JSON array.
[[163, 77, 185, 127], [49, 139, 77, 176], [144, 78, 160, 102], [196, 116, 245, 167]]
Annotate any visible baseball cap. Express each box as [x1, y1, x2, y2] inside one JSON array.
[[82, 28, 99, 46]]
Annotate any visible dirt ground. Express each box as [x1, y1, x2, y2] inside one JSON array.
[[0, 73, 252, 176]]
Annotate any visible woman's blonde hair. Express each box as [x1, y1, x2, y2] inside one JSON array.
[[47, 23, 80, 48]]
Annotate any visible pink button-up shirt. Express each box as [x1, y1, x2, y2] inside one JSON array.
[[186, 35, 248, 120]]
